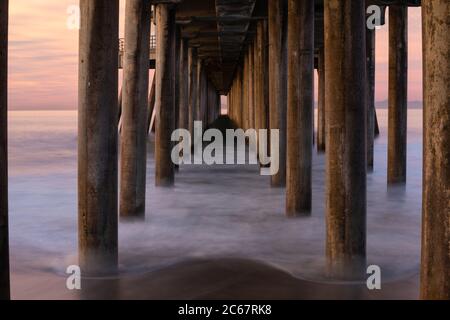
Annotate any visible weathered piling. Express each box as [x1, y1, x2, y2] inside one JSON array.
[[255, 20, 269, 155], [78, 0, 119, 275], [188, 47, 198, 138], [248, 43, 255, 130], [242, 51, 249, 130], [420, 0, 450, 300], [227, 87, 232, 119], [196, 58, 204, 124], [155, 4, 176, 186], [286, 0, 314, 215], [229, 81, 234, 120], [0, 0, 9, 300], [366, 27, 375, 171], [235, 67, 244, 127], [201, 67, 208, 125], [388, 5, 408, 184], [268, 0, 287, 187], [324, 0, 367, 279], [174, 28, 181, 131], [254, 24, 262, 135], [120, 0, 151, 219], [317, 46, 325, 152], [179, 38, 189, 130]]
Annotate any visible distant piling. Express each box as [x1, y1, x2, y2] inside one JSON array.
[[155, 3, 176, 186], [388, 5, 408, 184], [268, 0, 287, 187], [179, 38, 189, 131], [286, 0, 314, 216], [120, 0, 151, 219], [366, 27, 376, 171], [188, 47, 198, 138], [317, 46, 325, 152]]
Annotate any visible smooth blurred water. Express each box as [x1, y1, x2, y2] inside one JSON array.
[[7, 108, 423, 298]]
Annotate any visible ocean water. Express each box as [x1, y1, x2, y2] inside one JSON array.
[[7, 108, 423, 299]]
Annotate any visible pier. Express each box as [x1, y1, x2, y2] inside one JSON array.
[[0, 0, 449, 300]]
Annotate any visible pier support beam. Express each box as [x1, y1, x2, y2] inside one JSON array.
[[120, 0, 151, 219], [255, 20, 269, 154], [235, 67, 243, 128], [188, 47, 197, 138], [324, 0, 367, 279], [366, 28, 375, 171], [179, 38, 189, 130], [155, 4, 176, 186], [248, 44, 255, 130], [254, 24, 262, 134], [388, 5, 408, 184], [420, 0, 450, 300], [243, 52, 249, 130], [286, 0, 314, 215], [0, 0, 9, 300], [317, 46, 325, 152], [227, 88, 232, 119], [78, 0, 119, 275], [200, 67, 208, 125], [196, 59, 204, 125], [268, 0, 287, 187]]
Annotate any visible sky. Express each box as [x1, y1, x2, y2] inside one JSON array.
[[7, 1, 423, 110]]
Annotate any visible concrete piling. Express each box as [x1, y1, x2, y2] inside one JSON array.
[[188, 47, 198, 138], [324, 0, 367, 279], [366, 27, 375, 171], [179, 38, 189, 130], [243, 51, 249, 130], [255, 20, 269, 158], [120, 0, 151, 219], [196, 59, 204, 125], [420, 0, 450, 300], [388, 5, 408, 184], [248, 43, 255, 130], [155, 3, 176, 186], [268, 0, 287, 187], [286, 0, 314, 216], [78, 0, 119, 275]]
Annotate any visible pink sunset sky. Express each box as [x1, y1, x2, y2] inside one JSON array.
[[7, 1, 423, 110]]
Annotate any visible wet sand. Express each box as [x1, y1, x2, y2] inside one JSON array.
[[12, 257, 419, 300]]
